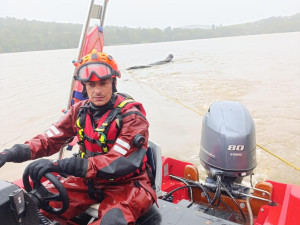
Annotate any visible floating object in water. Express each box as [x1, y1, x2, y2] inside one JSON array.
[[126, 54, 174, 70]]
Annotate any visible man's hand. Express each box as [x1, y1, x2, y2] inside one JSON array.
[[0, 144, 31, 168], [28, 159, 59, 181], [27, 157, 88, 181], [0, 151, 11, 168]]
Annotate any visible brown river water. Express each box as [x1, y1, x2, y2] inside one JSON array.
[[0, 32, 299, 185]]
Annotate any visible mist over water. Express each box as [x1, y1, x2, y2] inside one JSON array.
[[0, 32, 299, 185]]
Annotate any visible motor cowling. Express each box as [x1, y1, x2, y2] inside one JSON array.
[[200, 101, 257, 181]]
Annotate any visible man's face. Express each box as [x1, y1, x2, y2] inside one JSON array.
[[85, 79, 113, 106]]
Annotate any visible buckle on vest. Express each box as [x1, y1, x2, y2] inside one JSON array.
[[80, 151, 86, 158], [94, 129, 109, 153]]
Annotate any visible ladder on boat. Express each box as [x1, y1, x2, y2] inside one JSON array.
[[59, 0, 109, 160]]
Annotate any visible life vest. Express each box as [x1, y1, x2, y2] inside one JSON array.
[[75, 93, 146, 158]]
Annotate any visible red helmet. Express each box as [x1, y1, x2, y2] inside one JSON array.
[[74, 49, 121, 82]]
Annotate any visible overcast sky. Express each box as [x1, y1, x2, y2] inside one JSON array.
[[1, 0, 300, 28]]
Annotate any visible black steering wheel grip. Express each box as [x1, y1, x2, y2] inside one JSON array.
[[23, 166, 69, 215]]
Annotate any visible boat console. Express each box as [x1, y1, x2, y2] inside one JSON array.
[[0, 180, 41, 225]]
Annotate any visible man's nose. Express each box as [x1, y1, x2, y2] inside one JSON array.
[[94, 84, 103, 93]]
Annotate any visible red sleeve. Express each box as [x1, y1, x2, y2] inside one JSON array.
[[86, 108, 149, 179], [25, 102, 85, 159]]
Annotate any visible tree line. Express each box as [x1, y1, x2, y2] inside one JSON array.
[[0, 13, 299, 53]]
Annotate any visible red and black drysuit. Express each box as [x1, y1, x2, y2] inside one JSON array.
[[24, 93, 157, 225]]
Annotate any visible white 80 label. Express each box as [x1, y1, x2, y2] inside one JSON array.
[[228, 145, 244, 151]]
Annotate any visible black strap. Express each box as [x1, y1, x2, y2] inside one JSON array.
[[87, 179, 95, 199], [115, 114, 123, 138], [146, 164, 156, 191], [106, 139, 115, 144], [87, 179, 104, 202], [77, 105, 89, 129], [95, 106, 123, 150], [134, 180, 141, 187], [117, 92, 133, 99], [99, 107, 121, 133], [122, 111, 146, 121]]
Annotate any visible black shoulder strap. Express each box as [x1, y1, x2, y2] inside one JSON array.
[[76, 104, 89, 129], [117, 92, 134, 100], [146, 164, 156, 190]]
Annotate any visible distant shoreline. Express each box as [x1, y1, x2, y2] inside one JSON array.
[[1, 13, 300, 53]]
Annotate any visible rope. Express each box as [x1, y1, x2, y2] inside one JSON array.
[[131, 75, 300, 172], [256, 144, 300, 172], [131, 75, 204, 116]]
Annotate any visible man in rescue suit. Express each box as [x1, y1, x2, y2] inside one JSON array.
[[0, 49, 156, 225]]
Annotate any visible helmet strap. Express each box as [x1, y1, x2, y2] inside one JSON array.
[[81, 82, 88, 98], [112, 78, 117, 93]]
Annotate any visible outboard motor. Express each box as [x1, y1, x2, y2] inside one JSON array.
[[200, 101, 257, 184]]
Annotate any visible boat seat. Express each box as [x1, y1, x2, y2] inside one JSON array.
[[146, 140, 163, 196], [83, 140, 163, 223]]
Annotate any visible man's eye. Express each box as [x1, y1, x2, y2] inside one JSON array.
[[87, 83, 95, 87]]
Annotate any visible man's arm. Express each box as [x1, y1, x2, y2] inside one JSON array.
[[25, 104, 80, 159]]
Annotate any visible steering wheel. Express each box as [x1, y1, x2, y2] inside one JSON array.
[[23, 167, 69, 215]]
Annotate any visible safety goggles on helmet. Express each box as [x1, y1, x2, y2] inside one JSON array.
[[75, 62, 120, 82]]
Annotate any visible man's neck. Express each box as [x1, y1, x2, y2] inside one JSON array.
[[89, 93, 118, 120]]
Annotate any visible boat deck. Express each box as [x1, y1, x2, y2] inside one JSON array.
[[136, 199, 239, 225]]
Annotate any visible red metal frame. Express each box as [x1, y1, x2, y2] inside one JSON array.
[[161, 157, 194, 203], [255, 181, 300, 225]]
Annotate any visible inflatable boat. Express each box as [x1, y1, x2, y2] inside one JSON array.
[[1, 1, 299, 224]]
